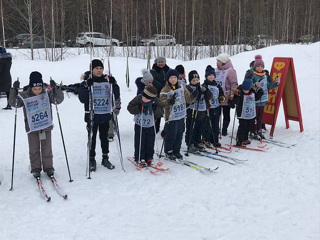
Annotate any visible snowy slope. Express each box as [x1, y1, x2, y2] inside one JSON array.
[[0, 43, 319, 240]]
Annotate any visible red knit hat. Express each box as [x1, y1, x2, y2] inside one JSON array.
[[253, 55, 264, 68]]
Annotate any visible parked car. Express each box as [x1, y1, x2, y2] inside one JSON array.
[[20, 36, 65, 48], [6, 34, 31, 48], [140, 34, 176, 46], [120, 36, 142, 46], [298, 35, 314, 43], [76, 32, 120, 46]]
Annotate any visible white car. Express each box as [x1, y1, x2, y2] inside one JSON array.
[[76, 32, 120, 46], [140, 34, 176, 46]]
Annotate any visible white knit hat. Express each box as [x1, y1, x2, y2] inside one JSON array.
[[216, 53, 230, 64], [141, 68, 153, 84]]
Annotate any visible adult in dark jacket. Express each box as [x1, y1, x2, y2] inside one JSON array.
[[0, 47, 12, 110], [78, 59, 121, 171], [150, 56, 170, 133]]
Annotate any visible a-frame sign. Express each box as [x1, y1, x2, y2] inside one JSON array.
[[262, 57, 303, 137]]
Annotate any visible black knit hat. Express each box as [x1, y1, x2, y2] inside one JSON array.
[[166, 69, 179, 81], [175, 65, 185, 75], [205, 65, 216, 77], [188, 70, 200, 82], [29, 71, 43, 88], [91, 59, 104, 70], [142, 86, 158, 99]]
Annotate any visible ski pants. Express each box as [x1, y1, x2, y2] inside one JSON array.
[[237, 118, 253, 143], [134, 124, 155, 161], [222, 105, 230, 133], [87, 121, 109, 158], [164, 118, 185, 154], [251, 106, 264, 133], [185, 115, 205, 146], [204, 106, 221, 144], [28, 130, 53, 173]]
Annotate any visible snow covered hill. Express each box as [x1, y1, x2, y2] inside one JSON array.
[[0, 43, 319, 240]]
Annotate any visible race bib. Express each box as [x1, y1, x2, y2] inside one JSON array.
[[256, 76, 268, 103], [168, 88, 186, 121], [92, 82, 112, 114], [240, 93, 256, 119], [208, 85, 220, 109], [215, 68, 229, 91], [22, 92, 52, 132], [188, 86, 206, 111], [134, 112, 154, 128]]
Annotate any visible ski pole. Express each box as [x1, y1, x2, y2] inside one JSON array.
[[87, 84, 94, 179], [219, 103, 222, 139], [10, 82, 19, 191], [206, 108, 218, 154], [51, 79, 73, 182], [230, 106, 237, 145], [138, 105, 143, 164]]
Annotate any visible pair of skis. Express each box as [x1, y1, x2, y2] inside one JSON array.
[[127, 157, 169, 174], [36, 176, 67, 202]]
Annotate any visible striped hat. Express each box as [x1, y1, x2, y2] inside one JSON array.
[[142, 86, 158, 99]]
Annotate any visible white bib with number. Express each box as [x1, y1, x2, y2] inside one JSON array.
[[168, 88, 186, 121], [240, 93, 256, 119], [92, 82, 112, 114], [134, 112, 154, 128], [214, 68, 229, 91], [22, 92, 52, 133], [188, 86, 207, 111], [256, 75, 268, 103], [208, 85, 220, 109]]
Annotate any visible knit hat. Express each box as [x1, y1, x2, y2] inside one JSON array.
[[216, 53, 230, 64], [188, 70, 200, 82], [175, 65, 185, 75], [166, 69, 179, 81], [253, 55, 264, 68], [242, 79, 252, 91], [29, 71, 43, 88], [142, 86, 157, 99], [154, 56, 166, 63], [205, 65, 216, 77], [0, 46, 6, 54], [91, 59, 104, 70], [141, 68, 153, 84], [249, 60, 255, 68]]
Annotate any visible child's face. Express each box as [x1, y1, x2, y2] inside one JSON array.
[[168, 76, 178, 85], [190, 78, 199, 85], [141, 95, 152, 103], [31, 87, 43, 95], [207, 74, 215, 81], [92, 66, 104, 77], [243, 89, 249, 94], [145, 82, 153, 87], [255, 65, 264, 73]]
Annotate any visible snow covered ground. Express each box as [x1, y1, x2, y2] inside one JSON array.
[[0, 43, 319, 240]]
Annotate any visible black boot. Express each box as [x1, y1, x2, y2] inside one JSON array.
[[101, 154, 115, 170], [90, 157, 97, 172], [2, 104, 12, 110]]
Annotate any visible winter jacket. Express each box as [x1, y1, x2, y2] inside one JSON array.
[[231, 85, 263, 118], [150, 63, 170, 95], [215, 60, 238, 106], [0, 53, 12, 92], [9, 86, 64, 132], [185, 84, 213, 120], [160, 81, 196, 120], [78, 74, 121, 124], [245, 69, 278, 107], [127, 95, 164, 120], [135, 77, 145, 96]]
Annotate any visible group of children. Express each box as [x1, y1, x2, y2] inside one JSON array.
[[9, 53, 279, 178]]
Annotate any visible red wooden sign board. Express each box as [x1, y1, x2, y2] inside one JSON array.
[[262, 57, 303, 136]]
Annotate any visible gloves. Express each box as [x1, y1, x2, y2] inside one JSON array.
[[275, 76, 280, 85], [109, 76, 116, 84], [86, 78, 93, 86], [169, 93, 176, 105], [200, 86, 207, 93], [114, 108, 120, 115], [192, 89, 199, 98], [230, 103, 236, 109], [13, 80, 20, 90], [50, 79, 57, 88], [219, 96, 225, 103]]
